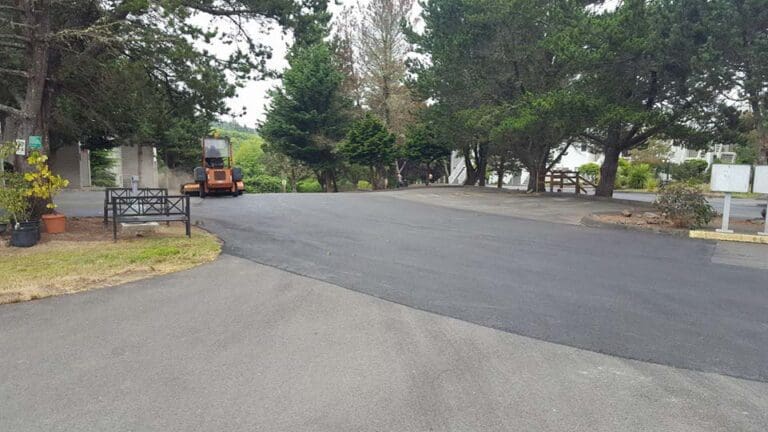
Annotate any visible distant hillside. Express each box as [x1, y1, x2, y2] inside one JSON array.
[[211, 120, 257, 134]]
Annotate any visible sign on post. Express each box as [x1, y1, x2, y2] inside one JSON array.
[[710, 164, 752, 233], [753, 166, 768, 236], [15, 139, 26, 156], [28, 136, 42, 151]]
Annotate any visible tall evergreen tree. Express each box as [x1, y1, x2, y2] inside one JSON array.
[[0, 0, 295, 170], [339, 113, 396, 189], [260, 43, 351, 192], [559, 0, 717, 196]]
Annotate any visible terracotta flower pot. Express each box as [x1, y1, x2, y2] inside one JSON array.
[[42, 213, 66, 234]]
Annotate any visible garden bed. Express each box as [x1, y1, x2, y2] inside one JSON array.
[[587, 211, 765, 236], [0, 217, 221, 304]]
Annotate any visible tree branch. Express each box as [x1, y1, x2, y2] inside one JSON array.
[[0, 5, 23, 13], [0, 33, 29, 43], [626, 126, 663, 149], [0, 40, 25, 49], [184, 3, 255, 16], [579, 132, 605, 146], [0, 67, 27, 77], [0, 103, 25, 119], [0, 17, 34, 29], [547, 141, 572, 172]]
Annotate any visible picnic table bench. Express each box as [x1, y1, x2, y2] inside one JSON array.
[[111, 194, 191, 241], [104, 188, 168, 225]]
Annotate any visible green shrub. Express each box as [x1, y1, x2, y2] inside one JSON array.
[[654, 182, 714, 229], [670, 159, 709, 183], [357, 180, 372, 190], [625, 163, 653, 189], [0, 172, 31, 223], [90, 149, 116, 187], [578, 162, 600, 180], [297, 178, 323, 193], [244, 175, 282, 193], [646, 177, 659, 192]]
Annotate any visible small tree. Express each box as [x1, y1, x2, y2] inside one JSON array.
[[0, 173, 31, 224], [339, 113, 396, 189], [654, 183, 714, 229], [671, 160, 709, 184], [261, 43, 351, 192], [404, 122, 450, 185], [24, 152, 69, 214]]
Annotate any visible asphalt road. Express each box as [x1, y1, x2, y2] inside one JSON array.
[[5, 256, 766, 431], [197, 192, 768, 382]]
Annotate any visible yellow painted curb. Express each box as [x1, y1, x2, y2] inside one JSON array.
[[689, 230, 768, 244]]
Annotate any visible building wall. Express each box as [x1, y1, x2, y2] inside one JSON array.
[[110, 145, 159, 188], [50, 144, 91, 189], [555, 144, 603, 171]]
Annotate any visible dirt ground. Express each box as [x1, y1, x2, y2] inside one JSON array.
[[0, 217, 192, 245], [592, 211, 766, 235]]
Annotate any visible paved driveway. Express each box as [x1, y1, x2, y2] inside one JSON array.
[[194, 190, 768, 382], [3, 256, 766, 431], [3, 188, 767, 430]]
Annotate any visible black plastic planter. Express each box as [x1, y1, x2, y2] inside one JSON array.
[[11, 222, 40, 247], [17, 220, 41, 241]]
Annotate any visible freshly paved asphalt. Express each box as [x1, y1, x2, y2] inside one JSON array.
[[195, 191, 768, 382], [4, 256, 766, 431]]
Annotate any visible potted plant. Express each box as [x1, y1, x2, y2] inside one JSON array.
[[24, 151, 69, 234], [0, 172, 38, 247], [0, 214, 8, 235]]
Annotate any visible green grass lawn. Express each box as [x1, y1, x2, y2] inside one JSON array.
[[0, 227, 220, 304]]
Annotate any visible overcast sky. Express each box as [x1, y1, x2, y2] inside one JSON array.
[[197, 0, 618, 128], [195, 1, 348, 129]]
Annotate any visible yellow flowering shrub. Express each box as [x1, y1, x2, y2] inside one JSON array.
[[23, 151, 69, 210]]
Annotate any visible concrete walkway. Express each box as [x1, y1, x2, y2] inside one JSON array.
[[1, 255, 766, 431]]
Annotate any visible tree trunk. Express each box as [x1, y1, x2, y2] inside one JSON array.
[[14, 0, 51, 172], [331, 170, 338, 193], [476, 141, 488, 187], [749, 97, 768, 165], [496, 156, 504, 188], [315, 170, 326, 191], [596, 146, 620, 197], [289, 165, 298, 192], [525, 161, 547, 192], [323, 170, 334, 193], [462, 145, 477, 185]]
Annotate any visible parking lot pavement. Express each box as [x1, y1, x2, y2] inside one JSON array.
[[384, 186, 648, 225]]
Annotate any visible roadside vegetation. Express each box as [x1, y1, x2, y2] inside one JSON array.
[[0, 220, 220, 304], [3, 0, 768, 198]]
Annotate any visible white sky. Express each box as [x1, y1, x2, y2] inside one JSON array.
[[196, 0, 615, 128], [194, 1, 348, 128]]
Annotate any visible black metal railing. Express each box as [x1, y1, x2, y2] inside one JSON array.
[[103, 187, 168, 225], [111, 195, 190, 240]]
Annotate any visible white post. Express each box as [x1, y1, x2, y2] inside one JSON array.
[[760, 201, 768, 236], [717, 192, 734, 233]]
